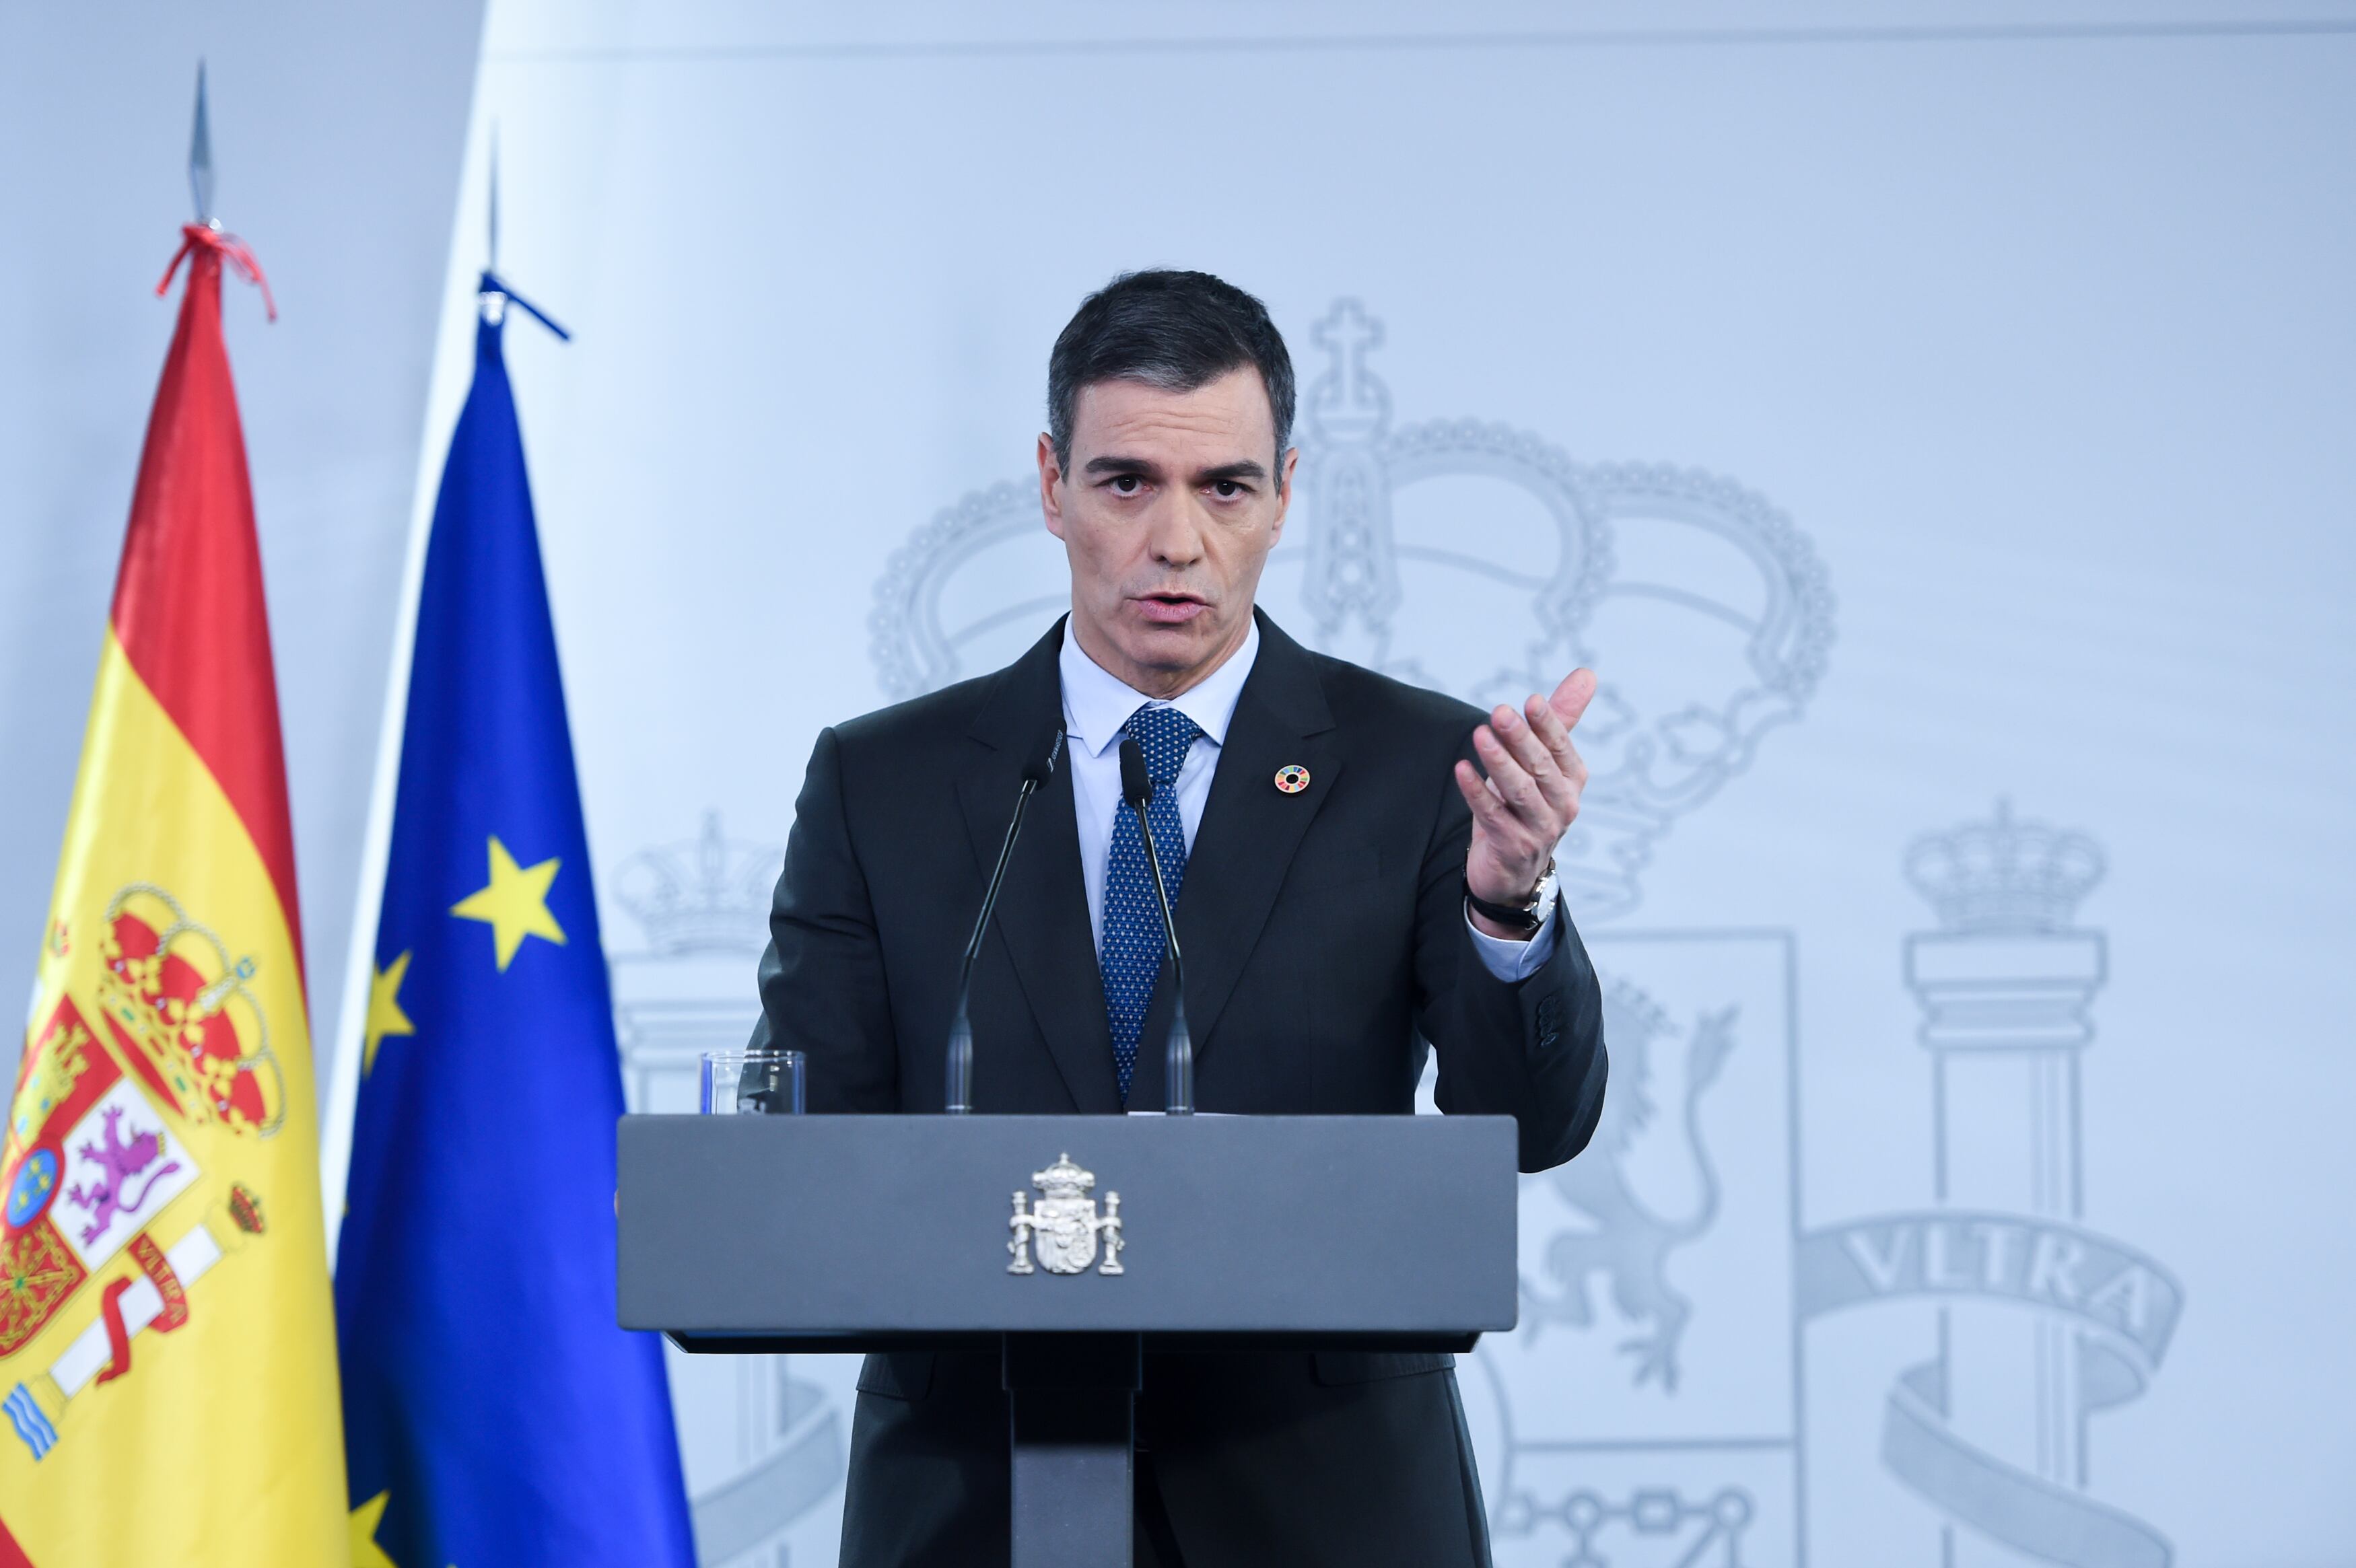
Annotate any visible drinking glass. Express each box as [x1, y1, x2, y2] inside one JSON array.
[[700, 1048, 804, 1115]]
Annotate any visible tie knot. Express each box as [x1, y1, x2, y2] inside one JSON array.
[[1123, 705, 1202, 785]]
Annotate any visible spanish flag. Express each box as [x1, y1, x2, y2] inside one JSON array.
[[0, 227, 347, 1563]]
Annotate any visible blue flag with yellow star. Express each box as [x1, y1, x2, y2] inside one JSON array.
[[334, 293, 695, 1568]]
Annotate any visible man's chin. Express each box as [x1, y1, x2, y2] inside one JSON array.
[[1108, 614, 1236, 681]]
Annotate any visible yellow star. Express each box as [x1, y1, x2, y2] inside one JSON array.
[[363, 952, 415, 1076], [349, 1491, 398, 1568], [450, 837, 566, 972]]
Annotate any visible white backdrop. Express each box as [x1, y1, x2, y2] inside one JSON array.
[[11, 3, 2355, 1566], [392, 3, 2356, 1565], [386, 5, 2356, 1565]]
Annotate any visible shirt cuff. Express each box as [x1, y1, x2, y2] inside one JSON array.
[[1464, 897, 1560, 983]]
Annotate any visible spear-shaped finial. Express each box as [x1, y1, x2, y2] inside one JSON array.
[[156, 62, 276, 322], [477, 125, 570, 341], [188, 61, 215, 225], [488, 120, 501, 273]]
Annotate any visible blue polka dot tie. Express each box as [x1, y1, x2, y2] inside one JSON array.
[[1099, 704, 1201, 1104]]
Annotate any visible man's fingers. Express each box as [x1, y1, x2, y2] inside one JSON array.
[[1453, 758, 1516, 833], [1473, 722, 1551, 816], [1548, 668, 1599, 729], [1521, 695, 1589, 795], [1488, 705, 1570, 795]]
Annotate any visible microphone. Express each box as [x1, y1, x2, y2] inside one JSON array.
[[944, 726, 1066, 1114], [1117, 737, 1193, 1116]]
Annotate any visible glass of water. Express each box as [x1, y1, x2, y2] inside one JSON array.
[[700, 1048, 804, 1115]]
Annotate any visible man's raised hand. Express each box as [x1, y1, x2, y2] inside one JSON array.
[[1454, 668, 1597, 938]]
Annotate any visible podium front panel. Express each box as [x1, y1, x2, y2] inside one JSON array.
[[617, 1114, 1517, 1338]]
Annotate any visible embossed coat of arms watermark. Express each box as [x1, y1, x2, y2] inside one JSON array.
[[868, 299, 2184, 1567], [1008, 1153, 1124, 1277]]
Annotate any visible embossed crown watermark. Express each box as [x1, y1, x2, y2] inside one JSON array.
[[611, 812, 779, 956], [1905, 797, 2105, 934]]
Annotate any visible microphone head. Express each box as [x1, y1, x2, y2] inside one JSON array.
[[1023, 727, 1065, 787], [1118, 737, 1152, 808]]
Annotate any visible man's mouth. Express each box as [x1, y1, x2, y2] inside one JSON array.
[[1132, 592, 1208, 625]]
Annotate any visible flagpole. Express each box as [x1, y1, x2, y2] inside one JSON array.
[[320, 108, 500, 1260]]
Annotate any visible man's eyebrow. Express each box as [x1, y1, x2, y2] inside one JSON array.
[[1084, 454, 1164, 476], [1196, 460, 1269, 485]]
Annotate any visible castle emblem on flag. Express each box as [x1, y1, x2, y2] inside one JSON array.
[[1008, 1154, 1125, 1277]]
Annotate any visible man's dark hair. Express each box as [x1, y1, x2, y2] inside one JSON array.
[[1047, 270, 1296, 474]]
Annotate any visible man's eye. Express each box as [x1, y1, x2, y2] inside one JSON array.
[[1111, 476, 1142, 495], [1212, 480, 1245, 499]]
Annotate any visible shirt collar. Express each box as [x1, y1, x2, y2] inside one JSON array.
[[1059, 616, 1260, 760]]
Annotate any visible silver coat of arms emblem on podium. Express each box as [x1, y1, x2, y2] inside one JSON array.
[[1008, 1153, 1125, 1277]]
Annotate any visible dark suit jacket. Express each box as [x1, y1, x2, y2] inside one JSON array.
[[750, 612, 1607, 1567]]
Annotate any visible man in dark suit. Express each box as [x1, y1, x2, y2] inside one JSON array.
[[751, 270, 1607, 1567]]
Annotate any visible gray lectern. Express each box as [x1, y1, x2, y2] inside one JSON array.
[[617, 1113, 1518, 1567]]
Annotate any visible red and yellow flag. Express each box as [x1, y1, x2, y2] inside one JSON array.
[[0, 229, 346, 1564]]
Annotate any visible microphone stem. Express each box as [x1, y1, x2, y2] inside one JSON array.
[[1165, 995, 1193, 1119], [1130, 796, 1193, 1116], [945, 993, 975, 1116], [945, 777, 1039, 1115], [961, 779, 1038, 983]]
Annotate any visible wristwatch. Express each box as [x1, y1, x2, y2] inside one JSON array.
[[1465, 858, 1558, 937]]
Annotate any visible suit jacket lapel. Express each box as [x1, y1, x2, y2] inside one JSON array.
[[1171, 612, 1340, 1059], [958, 620, 1121, 1114]]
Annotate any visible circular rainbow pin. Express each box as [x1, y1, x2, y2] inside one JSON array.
[[1274, 764, 1311, 795]]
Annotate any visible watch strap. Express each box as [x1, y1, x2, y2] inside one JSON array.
[[1465, 860, 1554, 936]]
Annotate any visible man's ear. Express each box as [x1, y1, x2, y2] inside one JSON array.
[[1269, 446, 1301, 540], [1038, 432, 1068, 541]]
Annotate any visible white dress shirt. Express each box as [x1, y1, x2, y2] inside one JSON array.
[[1057, 622, 1557, 981]]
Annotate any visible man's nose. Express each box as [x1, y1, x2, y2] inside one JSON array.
[[1145, 492, 1208, 566]]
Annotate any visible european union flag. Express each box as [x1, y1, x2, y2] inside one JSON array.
[[335, 285, 695, 1568]]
